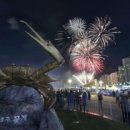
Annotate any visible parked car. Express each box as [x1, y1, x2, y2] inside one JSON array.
[[100, 90, 111, 96], [97, 89, 112, 96], [120, 88, 130, 97]]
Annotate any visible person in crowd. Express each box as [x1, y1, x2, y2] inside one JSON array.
[[112, 90, 115, 97], [128, 96, 130, 125], [87, 90, 91, 111], [116, 90, 120, 105], [67, 90, 74, 111], [67, 91, 70, 110], [98, 91, 103, 114], [120, 92, 130, 124], [88, 90, 91, 101], [73, 91, 76, 110], [79, 93, 83, 112], [60, 90, 65, 109], [82, 90, 88, 112], [55, 90, 61, 109], [75, 91, 79, 110]]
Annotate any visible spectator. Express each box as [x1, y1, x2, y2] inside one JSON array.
[[60, 91, 65, 109], [67, 90, 74, 111], [98, 91, 103, 114], [121, 94, 128, 123], [55, 91, 61, 109], [128, 96, 130, 125], [79, 94, 82, 112], [82, 91, 88, 112], [75, 91, 79, 110], [112, 91, 115, 97], [88, 91, 91, 100], [120, 93, 130, 124], [55, 90, 64, 110], [116, 90, 120, 105]]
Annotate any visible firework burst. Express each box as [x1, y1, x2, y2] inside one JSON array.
[[65, 17, 87, 38], [54, 16, 120, 75], [54, 28, 88, 54], [70, 40, 104, 74], [88, 17, 120, 47]]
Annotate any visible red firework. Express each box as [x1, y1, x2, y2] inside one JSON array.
[[70, 40, 104, 74]]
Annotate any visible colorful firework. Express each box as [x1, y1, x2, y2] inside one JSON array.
[[54, 28, 87, 54], [88, 17, 120, 47], [54, 16, 120, 75], [65, 17, 87, 38], [70, 40, 104, 74], [73, 71, 94, 85]]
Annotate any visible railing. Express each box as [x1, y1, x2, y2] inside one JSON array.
[[86, 100, 122, 121], [121, 104, 130, 124], [56, 99, 122, 121]]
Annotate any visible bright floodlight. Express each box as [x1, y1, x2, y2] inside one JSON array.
[[68, 79, 72, 84], [99, 80, 103, 86]]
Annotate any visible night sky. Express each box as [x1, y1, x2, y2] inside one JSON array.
[[0, 0, 130, 79]]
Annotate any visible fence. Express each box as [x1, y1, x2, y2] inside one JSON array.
[[86, 100, 122, 121], [62, 99, 123, 122], [56, 97, 130, 125], [121, 103, 130, 125]]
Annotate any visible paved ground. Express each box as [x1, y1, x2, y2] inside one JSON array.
[[91, 94, 116, 103], [90, 94, 122, 121], [63, 94, 123, 122]]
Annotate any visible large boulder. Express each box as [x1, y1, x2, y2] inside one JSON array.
[[39, 108, 64, 130], [0, 85, 64, 130], [0, 85, 44, 130]]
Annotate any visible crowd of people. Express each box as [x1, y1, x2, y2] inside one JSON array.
[[55, 89, 91, 113], [55, 88, 130, 125]]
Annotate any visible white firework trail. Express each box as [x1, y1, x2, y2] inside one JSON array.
[[73, 71, 94, 85]]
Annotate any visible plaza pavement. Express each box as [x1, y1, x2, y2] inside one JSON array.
[[90, 94, 122, 121]]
